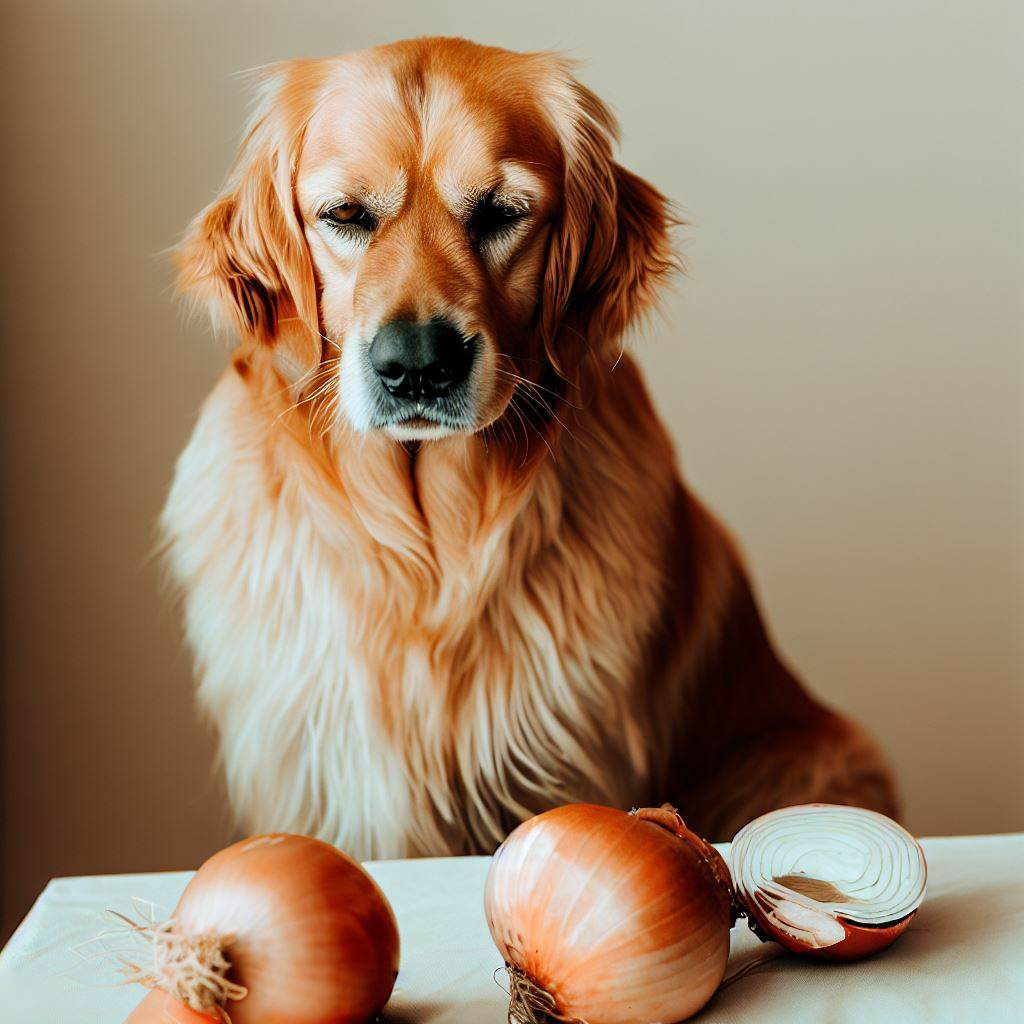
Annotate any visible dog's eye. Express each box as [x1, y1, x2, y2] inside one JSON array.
[[320, 202, 377, 233], [467, 194, 526, 245]]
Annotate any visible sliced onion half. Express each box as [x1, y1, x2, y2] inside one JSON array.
[[729, 804, 927, 960]]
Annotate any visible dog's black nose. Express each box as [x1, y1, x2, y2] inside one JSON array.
[[368, 318, 474, 401]]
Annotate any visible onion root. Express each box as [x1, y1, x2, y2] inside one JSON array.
[[503, 964, 583, 1024], [110, 910, 247, 1022]]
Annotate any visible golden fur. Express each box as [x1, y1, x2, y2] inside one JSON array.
[[163, 38, 896, 856]]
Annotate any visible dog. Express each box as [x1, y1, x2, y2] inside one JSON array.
[[163, 37, 897, 859]]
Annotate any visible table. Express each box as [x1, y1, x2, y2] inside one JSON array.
[[2, 836, 1022, 1022]]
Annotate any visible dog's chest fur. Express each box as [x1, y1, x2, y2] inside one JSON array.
[[163, 368, 675, 858]]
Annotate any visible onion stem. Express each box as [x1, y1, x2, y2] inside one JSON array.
[[630, 805, 742, 924]]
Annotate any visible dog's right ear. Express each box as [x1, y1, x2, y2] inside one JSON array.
[[176, 63, 323, 384]]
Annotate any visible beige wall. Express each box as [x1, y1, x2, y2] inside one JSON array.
[[2, 1, 1022, 937]]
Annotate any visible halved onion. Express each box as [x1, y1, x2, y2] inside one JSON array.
[[485, 804, 735, 1024], [729, 804, 927, 960]]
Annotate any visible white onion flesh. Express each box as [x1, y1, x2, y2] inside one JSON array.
[[729, 804, 927, 956]]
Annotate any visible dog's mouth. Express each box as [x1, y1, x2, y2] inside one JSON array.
[[381, 411, 471, 441]]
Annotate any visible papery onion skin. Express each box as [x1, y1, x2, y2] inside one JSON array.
[[744, 893, 918, 961], [812, 916, 916, 962], [124, 834, 399, 1024], [485, 804, 733, 1024], [730, 804, 927, 962], [126, 989, 221, 1023]]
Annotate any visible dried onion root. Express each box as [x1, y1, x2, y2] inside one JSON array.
[[729, 803, 927, 960], [114, 911, 246, 1023]]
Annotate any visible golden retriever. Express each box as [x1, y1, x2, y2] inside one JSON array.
[[162, 37, 896, 858]]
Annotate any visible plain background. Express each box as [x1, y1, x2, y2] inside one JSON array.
[[1, 0, 1021, 939]]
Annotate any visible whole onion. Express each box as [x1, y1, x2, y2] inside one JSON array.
[[120, 834, 399, 1024], [484, 803, 735, 1024], [729, 804, 927, 960]]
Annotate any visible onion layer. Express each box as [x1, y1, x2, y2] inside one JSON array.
[[729, 804, 927, 960], [120, 834, 399, 1023], [485, 804, 734, 1024]]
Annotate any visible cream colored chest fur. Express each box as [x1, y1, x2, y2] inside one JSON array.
[[163, 371, 672, 858]]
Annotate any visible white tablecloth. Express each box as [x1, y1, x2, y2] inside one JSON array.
[[1, 836, 1022, 1022]]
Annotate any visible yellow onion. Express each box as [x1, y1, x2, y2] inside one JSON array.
[[119, 834, 399, 1024], [729, 804, 927, 960], [484, 804, 735, 1024]]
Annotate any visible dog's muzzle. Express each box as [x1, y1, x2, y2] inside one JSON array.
[[369, 318, 476, 403]]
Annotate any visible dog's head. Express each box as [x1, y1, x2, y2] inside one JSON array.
[[179, 38, 675, 441]]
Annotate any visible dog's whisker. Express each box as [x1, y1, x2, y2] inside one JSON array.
[[504, 390, 556, 464], [501, 374, 582, 450], [273, 366, 341, 427], [494, 368, 555, 404], [255, 356, 332, 406], [505, 399, 535, 466], [316, 393, 341, 442], [307, 379, 342, 440], [494, 369, 580, 452], [275, 317, 344, 354], [494, 362, 584, 411]]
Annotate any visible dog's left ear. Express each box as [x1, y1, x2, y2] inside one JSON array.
[[176, 62, 323, 386], [539, 63, 677, 375]]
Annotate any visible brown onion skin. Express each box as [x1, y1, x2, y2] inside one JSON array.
[[486, 804, 733, 1024], [744, 898, 918, 961], [131, 834, 399, 1024], [125, 989, 220, 1023]]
